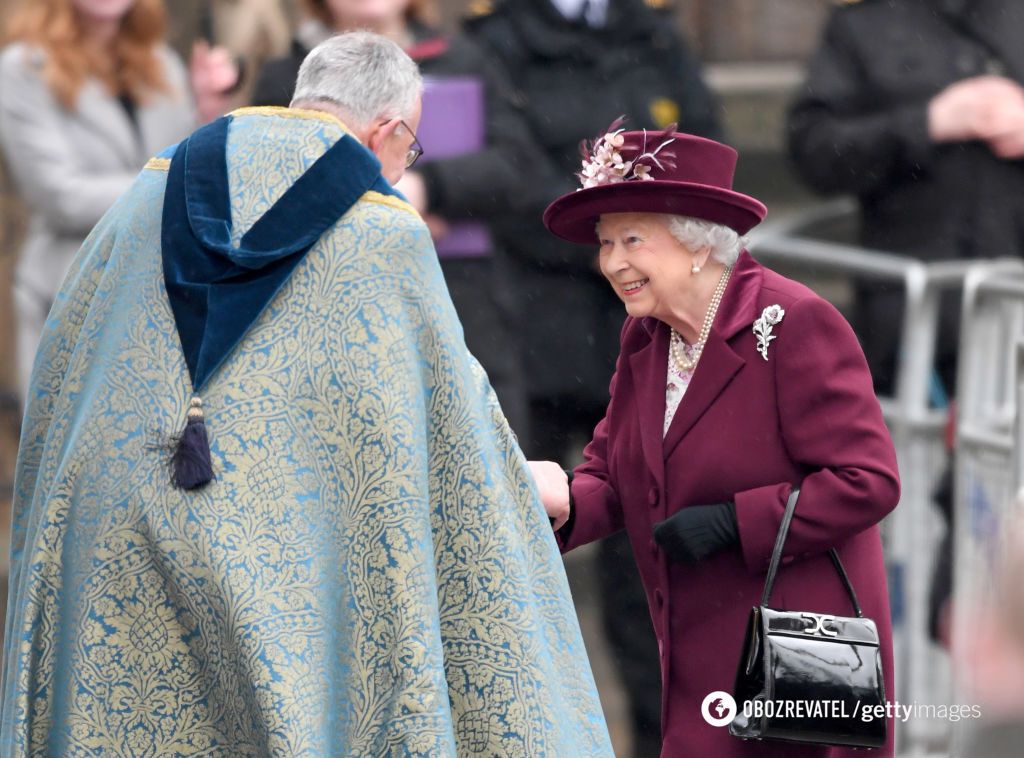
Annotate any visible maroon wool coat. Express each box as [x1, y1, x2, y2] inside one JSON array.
[[562, 251, 900, 758]]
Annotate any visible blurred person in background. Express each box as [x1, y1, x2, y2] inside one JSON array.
[[788, 0, 1024, 397], [956, 509, 1024, 757], [539, 126, 901, 757], [252, 0, 533, 437], [0, 159, 26, 398], [787, 0, 1024, 647], [0, 0, 238, 398], [169, 0, 293, 110], [464, 0, 721, 461], [465, 1, 721, 752]]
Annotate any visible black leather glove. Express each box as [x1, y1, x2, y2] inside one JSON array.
[[549, 469, 577, 539], [653, 502, 739, 564]]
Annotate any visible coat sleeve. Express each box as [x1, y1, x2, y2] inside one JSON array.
[[786, 11, 933, 196], [156, 45, 198, 132], [252, 0, 292, 61], [733, 296, 901, 572], [0, 46, 138, 235], [419, 37, 533, 218], [557, 323, 630, 552]]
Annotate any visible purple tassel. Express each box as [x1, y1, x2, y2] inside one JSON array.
[[172, 396, 214, 490]]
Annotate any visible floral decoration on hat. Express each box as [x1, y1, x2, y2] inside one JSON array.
[[578, 116, 679, 189]]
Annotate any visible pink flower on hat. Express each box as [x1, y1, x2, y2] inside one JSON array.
[[577, 116, 678, 190]]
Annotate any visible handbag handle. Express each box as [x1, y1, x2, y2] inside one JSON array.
[[760, 488, 864, 618]]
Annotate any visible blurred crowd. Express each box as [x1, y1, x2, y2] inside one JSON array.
[[1, 0, 1023, 755]]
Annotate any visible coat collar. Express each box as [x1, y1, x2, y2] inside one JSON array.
[[636, 250, 763, 340], [75, 79, 145, 168], [714, 249, 765, 339], [630, 250, 765, 478]]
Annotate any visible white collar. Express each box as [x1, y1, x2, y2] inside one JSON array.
[[548, 0, 608, 27]]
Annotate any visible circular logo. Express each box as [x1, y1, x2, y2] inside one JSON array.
[[701, 691, 738, 727]]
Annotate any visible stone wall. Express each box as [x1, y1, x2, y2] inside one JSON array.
[[684, 0, 830, 62], [435, 0, 831, 62]]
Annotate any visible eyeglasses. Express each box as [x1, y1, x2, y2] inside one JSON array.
[[401, 120, 424, 169]]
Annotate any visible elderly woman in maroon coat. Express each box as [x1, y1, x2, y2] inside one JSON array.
[[532, 125, 900, 757]]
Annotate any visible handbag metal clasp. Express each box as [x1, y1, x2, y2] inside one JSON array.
[[801, 612, 839, 637]]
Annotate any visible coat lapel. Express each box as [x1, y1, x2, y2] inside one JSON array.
[[75, 80, 143, 167], [662, 330, 743, 456], [663, 251, 764, 458], [629, 319, 668, 489]]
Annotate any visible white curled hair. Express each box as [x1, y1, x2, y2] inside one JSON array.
[[665, 215, 748, 266], [291, 31, 422, 129]]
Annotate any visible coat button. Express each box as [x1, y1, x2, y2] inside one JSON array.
[[648, 487, 659, 507], [654, 588, 664, 608], [649, 539, 658, 557]]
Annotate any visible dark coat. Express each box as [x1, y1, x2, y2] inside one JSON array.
[[251, 26, 535, 434], [465, 0, 721, 405], [787, 0, 1024, 260], [564, 251, 900, 757], [787, 0, 1024, 391]]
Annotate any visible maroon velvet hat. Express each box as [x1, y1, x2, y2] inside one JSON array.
[[543, 124, 767, 244]]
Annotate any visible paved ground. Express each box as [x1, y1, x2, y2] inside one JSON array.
[[566, 544, 637, 756]]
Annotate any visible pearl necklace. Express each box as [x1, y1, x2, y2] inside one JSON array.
[[669, 265, 733, 373]]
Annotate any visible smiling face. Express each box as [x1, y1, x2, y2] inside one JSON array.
[[324, 0, 410, 28], [597, 212, 701, 322], [71, 0, 136, 22]]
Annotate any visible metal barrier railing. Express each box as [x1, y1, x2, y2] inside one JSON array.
[[950, 270, 1024, 756], [749, 197, 858, 244], [1015, 339, 1024, 493], [750, 211, 1023, 755], [956, 272, 1024, 452]]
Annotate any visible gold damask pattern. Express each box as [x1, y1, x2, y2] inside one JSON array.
[[1, 112, 612, 756]]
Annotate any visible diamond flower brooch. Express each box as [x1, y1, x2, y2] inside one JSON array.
[[753, 305, 785, 360]]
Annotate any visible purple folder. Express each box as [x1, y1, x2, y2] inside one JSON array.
[[419, 76, 492, 258]]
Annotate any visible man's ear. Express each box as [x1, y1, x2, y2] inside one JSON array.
[[367, 118, 400, 156]]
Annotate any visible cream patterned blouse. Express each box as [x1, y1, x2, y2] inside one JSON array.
[[664, 340, 698, 436]]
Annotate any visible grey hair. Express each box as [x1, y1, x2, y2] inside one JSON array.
[[665, 215, 748, 266], [291, 31, 422, 130]]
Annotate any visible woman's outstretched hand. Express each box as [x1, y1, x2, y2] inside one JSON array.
[[527, 461, 571, 531]]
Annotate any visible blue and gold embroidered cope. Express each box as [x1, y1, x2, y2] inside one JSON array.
[[0, 108, 612, 756], [160, 111, 395, 490]]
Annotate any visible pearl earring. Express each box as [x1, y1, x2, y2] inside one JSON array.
[[691, 264, 701, 274]]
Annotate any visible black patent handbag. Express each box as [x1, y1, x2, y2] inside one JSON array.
[[728, 489, 887, 749]]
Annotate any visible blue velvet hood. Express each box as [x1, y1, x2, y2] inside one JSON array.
[[161, 112, 396, 392]]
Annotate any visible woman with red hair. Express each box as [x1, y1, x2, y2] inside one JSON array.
[[0, 0, 234, 396]]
